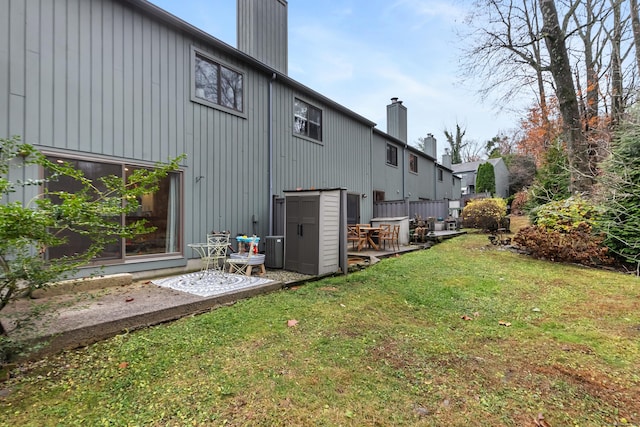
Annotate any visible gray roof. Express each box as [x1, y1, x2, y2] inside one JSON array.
[[451, 158, 503, 173]]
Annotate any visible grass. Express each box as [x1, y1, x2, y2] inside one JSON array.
[[1, 222, 639, 426]]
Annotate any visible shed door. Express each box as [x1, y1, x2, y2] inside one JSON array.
[[285, 196, 319, 275]]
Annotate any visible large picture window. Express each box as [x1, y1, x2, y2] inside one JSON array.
[[193, 51, 244, 113], [45, 157, 182, 262], [294, 98, 322, 141]]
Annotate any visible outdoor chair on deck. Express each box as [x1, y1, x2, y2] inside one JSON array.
[[347, 225, 362, 250], [225, 235, 266, 276], [379, 224, 400, 251], [355, 224, 371, 251], [377, 224, 391, 249]]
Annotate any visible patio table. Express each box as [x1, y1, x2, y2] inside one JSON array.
[[357, 226, 382, 251]]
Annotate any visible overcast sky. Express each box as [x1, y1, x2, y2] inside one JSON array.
[[150, 0, 528, 158]]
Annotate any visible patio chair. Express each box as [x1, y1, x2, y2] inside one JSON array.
[[225, 235, 266, 276], [377, 224, 392, 249], [380, 225, 400, 251], [355, 224, 370, 251], [347, 225, 360, 249], [204, 233, 230, 271]]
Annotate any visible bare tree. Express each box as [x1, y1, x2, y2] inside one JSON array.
[[630, 0, 640, 72], [609, 0, 626, 125], [461, 140, 485, 163], [460, 1, 552, 129], [540, 0, 595, 192], [444, 124, 467, 164]]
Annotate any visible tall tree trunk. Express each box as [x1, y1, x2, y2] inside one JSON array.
[[611, 0, 624, 126], [527, 0, 552, 148], [630, 0, 640, 73], [540, 0, 594, 193]]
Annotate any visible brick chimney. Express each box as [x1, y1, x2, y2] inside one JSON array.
[[237, 0, 288, 74], [386, 97, 407, 143]]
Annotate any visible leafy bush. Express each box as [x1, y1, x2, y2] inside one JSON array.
[[461, 198, 507, 231], [514, 196, 611, 267], [513, 223, 613, 266], [532, 195, 603, 232]]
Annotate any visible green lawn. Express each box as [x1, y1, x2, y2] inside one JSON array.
[[1, 231, 639, 426]]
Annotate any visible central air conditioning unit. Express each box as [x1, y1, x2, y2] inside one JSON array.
[[265, 236, 284, 269]]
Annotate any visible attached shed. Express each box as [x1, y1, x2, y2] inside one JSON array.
[[283, 189, 347, 276]]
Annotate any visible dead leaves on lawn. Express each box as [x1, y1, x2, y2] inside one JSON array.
[[460, 312, 512, 327], [460, 312, 480, 321], [533, 413, 551, 427]]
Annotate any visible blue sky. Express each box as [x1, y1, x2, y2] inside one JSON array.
[[150, 0, 525, 158]]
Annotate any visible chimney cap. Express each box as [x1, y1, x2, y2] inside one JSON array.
[[391, 97, 399, 103]]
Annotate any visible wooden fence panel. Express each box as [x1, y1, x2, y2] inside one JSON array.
[[373, 199, 451, 220]]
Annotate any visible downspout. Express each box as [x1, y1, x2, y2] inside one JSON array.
[[402, 143, 408, 217], [268, 73, 276, 236], [433, 163, 437, 200]]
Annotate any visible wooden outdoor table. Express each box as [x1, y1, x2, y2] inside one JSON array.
[[357, 226, 382, 251]]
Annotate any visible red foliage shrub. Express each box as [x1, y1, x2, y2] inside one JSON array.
[[510, 191, 529, 216], [513, 223, 613, 267]]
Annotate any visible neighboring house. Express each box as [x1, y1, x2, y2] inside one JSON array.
[[451, 158, 509, 198], [1, 0, 459, 278]]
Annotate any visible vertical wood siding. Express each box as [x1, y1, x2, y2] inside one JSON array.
[[0, 0, 459, 273], [270, 88, 373, 220], [0, 0, 276, 247]]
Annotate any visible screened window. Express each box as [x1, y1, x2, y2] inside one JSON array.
[[294, 98, 322, 141], [409, 154, 418, 173], [45, 157, 182, 262], [194, 52, 244, 113], [386, 144, 398, 166]]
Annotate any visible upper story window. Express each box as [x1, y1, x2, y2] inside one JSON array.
[[294, 98, 322, 141], [193, 49, 244, 113], [386, 144, 398, 166], [409, 153, 418, 173], [438, 168, 444, 181]]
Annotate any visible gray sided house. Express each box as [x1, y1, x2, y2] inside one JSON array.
[[372, 100, 460, 203], [1, 0, 459, 279], [452, 158, 509, 199]]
